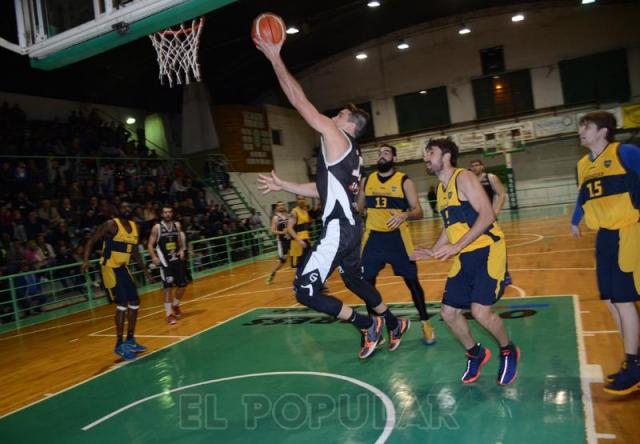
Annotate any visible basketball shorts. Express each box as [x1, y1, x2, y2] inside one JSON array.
[[277, 237, 291, 262], [596, 225, 640, 303], [361, 230, 417, 280], [101, 265, 139, 306], [443, 240, 507, 309], [160, 259, 188, 289]]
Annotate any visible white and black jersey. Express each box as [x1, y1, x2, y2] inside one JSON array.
[[296, 130, 371, 294], [479, 173, 495, 202], [274, 212, 290, 261], [155, 221, 187, 288], [156, 221, 181, 266], [316, 130, 362, 226]]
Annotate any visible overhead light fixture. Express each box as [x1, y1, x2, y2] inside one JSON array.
[[581, 0, 595, 4], [355, 52, 368, 60], [458, 25, 471, 35], [286, 26, 299, 35], [495, 83, 503, 90], [419, 90, 428, 94], [511, 14, 525, 22], [126, 117, 136, 125], [493, 75, 500, 79], [367, 1, 381, 7], [397, 39, 409, 50]]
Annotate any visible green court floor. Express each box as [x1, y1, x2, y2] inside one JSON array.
[[0, 297, 586, 443]]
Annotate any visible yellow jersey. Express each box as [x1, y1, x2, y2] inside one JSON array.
[[437, 168, 503, 253], [100, 218, 139, 268], [291, 207, 311, 240], [363, 171, 414, 254], [577, 142, 640, 230]]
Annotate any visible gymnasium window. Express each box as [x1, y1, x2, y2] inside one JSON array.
[[559, 48, 630, 105], [394, 86, 451, 134], [472, 69, 534, 120]]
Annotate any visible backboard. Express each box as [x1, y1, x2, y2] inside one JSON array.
[[0, 0, 237, 70]]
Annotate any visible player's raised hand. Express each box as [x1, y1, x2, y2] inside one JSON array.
[[432, 243, 462, 261], [410, 248, 433, 261], [257, 170, 284, 195], [253, 35, 284, 61]]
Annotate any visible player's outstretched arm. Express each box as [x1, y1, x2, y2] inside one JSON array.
[[257, 170, 319, 198], [81, 220, 114, 272]]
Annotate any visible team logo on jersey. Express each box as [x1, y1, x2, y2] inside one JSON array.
[[448, 192, 452, 199], [309, 272, 319, 283], [391, 186, 398, 192], [604, 160, 612, 168]]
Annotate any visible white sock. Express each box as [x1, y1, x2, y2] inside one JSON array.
[[164, 303, 172, 316], [172, 299, 180, 307]]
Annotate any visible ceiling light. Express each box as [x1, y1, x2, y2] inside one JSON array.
[[286, 26, 299, 35], [511, 14, 525, 22], [419, 90, 427, 94], [458, 25, 471, 35], [581, 0, 595, 4], [397, 39, 409, 50], [493, 75, 500, 79], [495, 83, 503, 90], [367, 1, 381, 7], [355, 52, 368, 60], [126, 117, 136, 125]]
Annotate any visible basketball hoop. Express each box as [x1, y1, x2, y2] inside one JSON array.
[[149, 17, 205, 87]]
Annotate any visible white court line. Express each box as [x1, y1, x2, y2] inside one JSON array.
[[509, 285, 526, 297], [80, 371, 397, 444], [582, 330, 618, 335], [508, 248, 594, 257], [573, 294, 601, 444], [0, 307, 258, 420], [0, 313, 117, 342], [596, 433, 617, 440], [89, 334, 189, 339], [88, 273, 271, 336]]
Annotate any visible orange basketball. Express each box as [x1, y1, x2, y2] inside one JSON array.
[[252, 13, 286, 45]]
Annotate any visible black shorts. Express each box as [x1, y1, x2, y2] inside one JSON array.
[[277, 237, 291, 262], [362, 230, 417, 280], [160, 259, 188, 288]]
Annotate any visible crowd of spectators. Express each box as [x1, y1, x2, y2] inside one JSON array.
[[0, 104, 266, 324]]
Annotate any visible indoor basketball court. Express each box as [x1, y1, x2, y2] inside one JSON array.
[[0, 1, 639, 443]]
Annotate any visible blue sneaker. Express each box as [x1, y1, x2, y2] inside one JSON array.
[[462, 345, 491, 384], [115, 343, 136, 360], [388, 318, 411, 352], [497, 344, 520, 386], [124, 338, 147, 353], [603, 366, 640, 396]]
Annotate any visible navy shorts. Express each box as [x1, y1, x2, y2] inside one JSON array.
[[361, 230, 417, 280], [596, 228, 640, 303], [103, 265, 139, 306], [443, 241, 506, 309]]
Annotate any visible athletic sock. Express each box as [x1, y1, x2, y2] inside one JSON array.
[[116, 335, 123, 346], [349, 311, 373, 329], [467, 343, 481, 356], [380, 309, 399, 331], [172, 299, 180, 307], [500, 342, 515, 353], [164, 303, 172, 316], [126, 331, 134, 341], [626, 353, 639, 369]]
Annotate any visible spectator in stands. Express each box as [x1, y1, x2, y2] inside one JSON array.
[[34, 234, 56, 268], [37, 199, 63, 226], [11, 211, 27, 242], [68, 182, 84, 206], [14, 192, 34, 215], [58, 198, 79, 227], [0, 270, 15, 324], [98, 163, 114, 195], [170, 177, 188, 201], [247, 209, 262, 230], [15, 263, 46, 316], [24, 211, 48, 240], [49, 222, 73, 249]]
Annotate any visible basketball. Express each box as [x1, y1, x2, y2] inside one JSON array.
[[252, 13, 286, 45]]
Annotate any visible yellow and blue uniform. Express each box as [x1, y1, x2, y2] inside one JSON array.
[[289, 206, 311, 267], [576, 142, 640, 301], [438, 168, 507, 308], [362, 171, 417, 279], [100, 218, 140, 305]]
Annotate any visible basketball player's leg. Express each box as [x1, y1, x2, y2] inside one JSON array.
[[597, 228, 640, 393], [171, 260, 188, 318], [159, 263, 176, 324], [105, 266, 136, 360], [117, 266, 146, 354], [293, 220, 382, 358], [340, 226, 409, 351], [267, 239, 289, 284], [361, 231, 385, 316]]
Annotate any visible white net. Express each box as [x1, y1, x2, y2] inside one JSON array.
[[149, 18, 204, 87]]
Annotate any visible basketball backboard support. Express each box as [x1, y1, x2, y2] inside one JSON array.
[[0, 0, 237, 70]]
